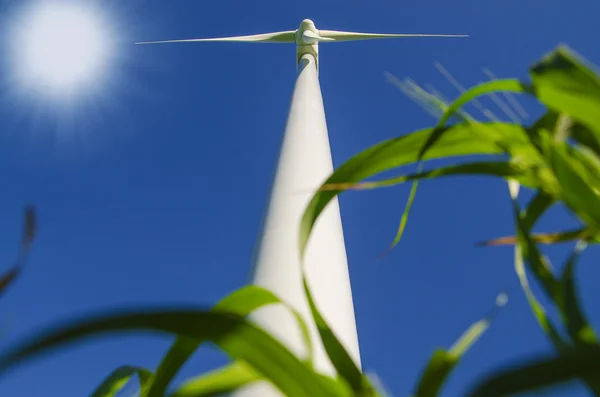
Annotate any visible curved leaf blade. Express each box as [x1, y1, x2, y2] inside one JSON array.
[[146, 286, 313, 397], [300, 122, 529, 258], [0, 309, 337, 397], [507, 182, 566, 350], [167, 361, 260, 397], [560, 242, 597, 346], [90, 365, 152, 397], [302, 276, 365, 394]]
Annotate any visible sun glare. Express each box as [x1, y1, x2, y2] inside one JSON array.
[[8, 1, 115, 99]]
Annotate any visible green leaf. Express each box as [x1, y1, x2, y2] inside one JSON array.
[[302, 276, 364, 394], [300, 122, 530, 259], [571, 122, 600, 156], [521, 192, 555, 231], [413, 350, 456, 397], [530, 46, 600, 134], [466, 345, 600, 397], [0, 309, 338, 397], [90, 365, 152, 397], [412, 293, 507, 397], [384, 162, 421, 255], [507, 181, 567, 350], [548, 142, 600, 228], [320, 161, 538, 192], [476, 227, 599, 247], [146, 286, 313, 397], [167, 361, 261, 397], [559, 242, 597, 346], [417, 79, 531, 160]]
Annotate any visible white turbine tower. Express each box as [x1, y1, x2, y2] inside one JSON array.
[[137, 19, 466, 396]]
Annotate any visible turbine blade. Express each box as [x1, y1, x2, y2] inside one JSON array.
[[318, 30, 468, 42], [136, 30, 296, 45]]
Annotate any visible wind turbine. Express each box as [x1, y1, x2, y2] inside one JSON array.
[[137, 19, 467, 396]]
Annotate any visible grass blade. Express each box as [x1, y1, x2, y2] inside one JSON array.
[[467, 346, 600, 397], [383, 163, 422, 257], [146, 286, 312, 397], [167, 361, 261, 397], [508, 181, 566, 350], [302, 276, 365, 394], [0, 309, 338, 397], [559, 242, 597, 346], [412, 293, 508, 397], [90, 365, 152, 397]]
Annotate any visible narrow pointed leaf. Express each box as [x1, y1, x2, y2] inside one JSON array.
[[90, 365, 152, 397], [384, 163, 421, 256], [146, 286, 312, 397], [0, 309, 337, 397], [508, 182, 567, 349], [413, 292, 508, 397], [560, 242, 597, 346], [136, 31, 296, 45]]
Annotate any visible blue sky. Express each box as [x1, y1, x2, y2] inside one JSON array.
[[0, 0, 598, 395]]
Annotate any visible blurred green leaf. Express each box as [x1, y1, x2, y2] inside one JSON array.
[[0, 309, 338, 397], [300, 122, 531, 258], [508, 181, 567, 350], [559, 242, 597, 346], [146, 286, 313, 397], [167, 361, 261, 397], [548, 142, 600, 228], [412, 293, 507, 397], [477, 227, 600, 246], [467, 345, 600, 397], [90, 365, 152, 397], [530, 46, 600, 134]]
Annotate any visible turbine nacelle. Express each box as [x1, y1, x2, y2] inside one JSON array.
[[136, 19, 468, 70]]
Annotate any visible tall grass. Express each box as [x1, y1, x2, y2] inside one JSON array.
[[0, 44, 599, 396]]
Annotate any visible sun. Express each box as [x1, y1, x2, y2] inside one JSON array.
[[8, 1, 115, 99]]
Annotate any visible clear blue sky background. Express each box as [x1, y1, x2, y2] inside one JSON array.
[[0, 0, 598, 396]]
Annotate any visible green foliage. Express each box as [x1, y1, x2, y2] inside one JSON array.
[[0, 44, 599, 396]]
